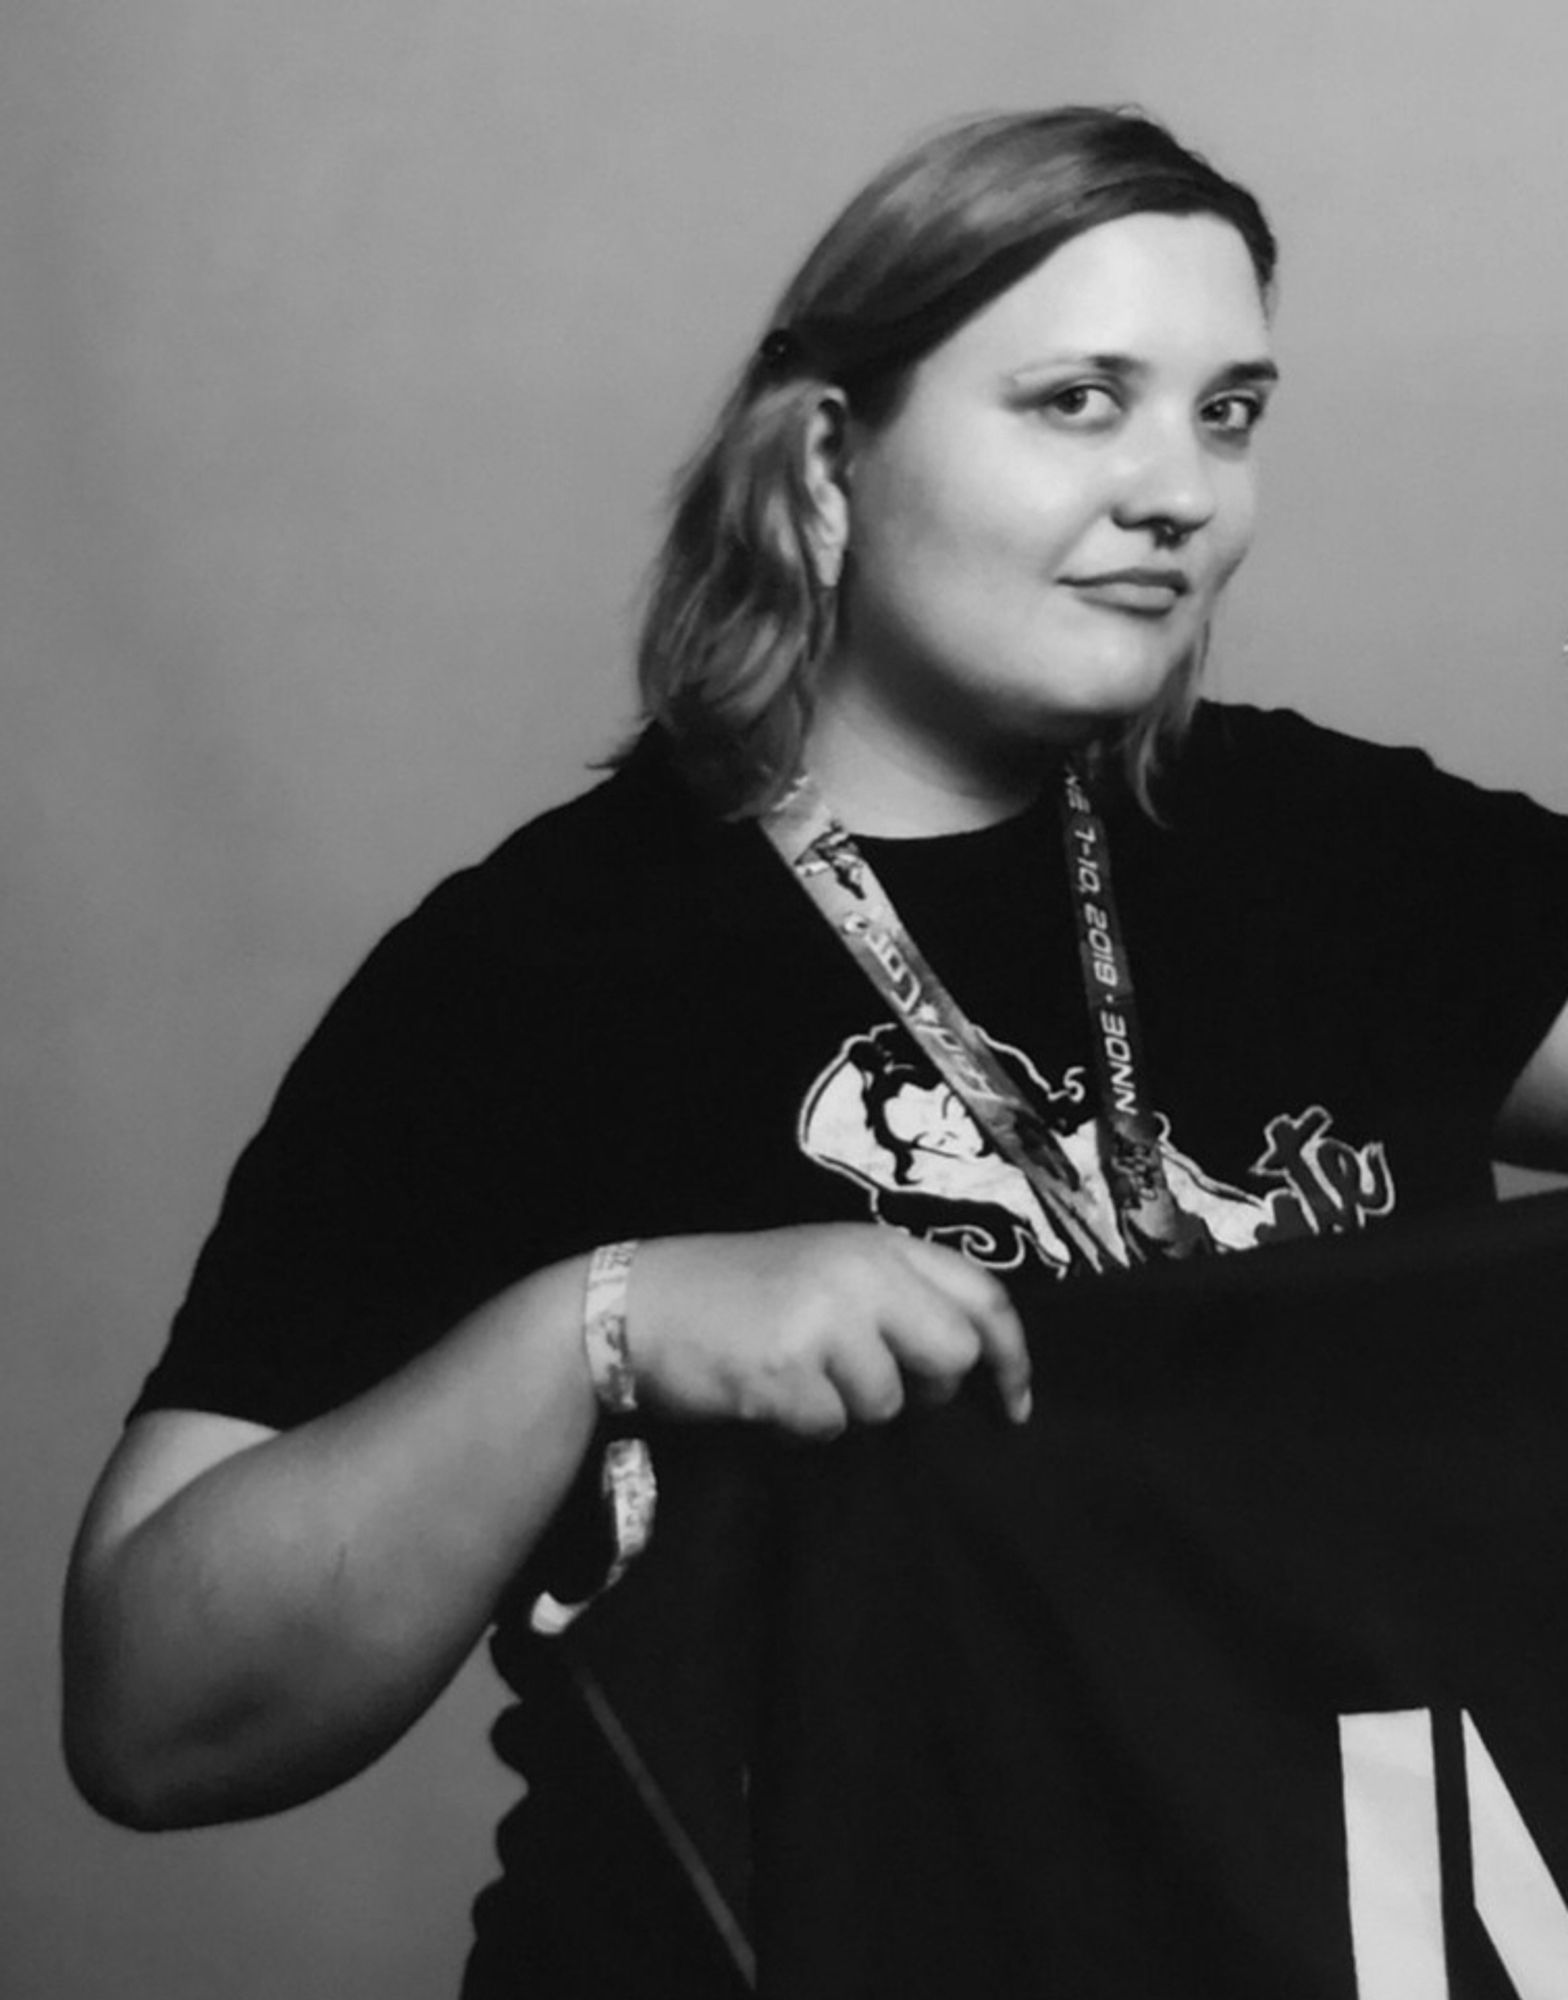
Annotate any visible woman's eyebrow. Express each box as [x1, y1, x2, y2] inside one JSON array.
[[1004, 350, 1145, 386], [1214, 359, 1280, 390], [1005, 352, 1280, 389]]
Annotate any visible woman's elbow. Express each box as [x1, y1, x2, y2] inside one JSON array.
[[60, 1673, 294, 1831], [60, 1669, 197, 1831], [63, 1733, 181, 1832], [59, 1580, 261, 1831]]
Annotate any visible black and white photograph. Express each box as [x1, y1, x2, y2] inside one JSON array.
[[9, 4, 1568, 1994]]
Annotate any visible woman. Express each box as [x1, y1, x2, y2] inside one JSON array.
[[61, 106, 1568, 1992]]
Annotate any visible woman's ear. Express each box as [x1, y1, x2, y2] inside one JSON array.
[[802, 388, 852, 591]]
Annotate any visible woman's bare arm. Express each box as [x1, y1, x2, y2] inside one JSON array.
[[62, 1252, 599, 1829], [61, 1224, 1029, 1832]]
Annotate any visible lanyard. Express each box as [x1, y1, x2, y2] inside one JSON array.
[[1057, 763, 1205, 1259], [761, 762, 1204, 1265]]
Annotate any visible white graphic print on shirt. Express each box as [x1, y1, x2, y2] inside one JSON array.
[[797, 1023, 1396, 1276]]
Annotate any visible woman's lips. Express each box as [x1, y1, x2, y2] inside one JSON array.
[[1064, 569, 1191, 616]]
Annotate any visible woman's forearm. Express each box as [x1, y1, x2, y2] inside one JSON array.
[[62, 1253, 598, 1829], [64, 1222, 1029, 1830]]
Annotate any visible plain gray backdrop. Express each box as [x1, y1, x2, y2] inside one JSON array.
[[7, 2, 1568, 1994]]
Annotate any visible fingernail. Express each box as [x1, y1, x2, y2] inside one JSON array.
[[1012, 1389, 1033, 1426]]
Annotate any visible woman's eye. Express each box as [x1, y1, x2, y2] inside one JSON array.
[[1205, 393, 1266, 437], [1043, 383, 1120, 425]]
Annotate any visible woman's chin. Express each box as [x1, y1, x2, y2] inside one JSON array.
[[1011, 668, 1181, 745]]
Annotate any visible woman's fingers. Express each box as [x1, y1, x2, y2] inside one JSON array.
[[886, 1234, 1033, 1424], [781, 1377, 853, 1442], [823, 1336, 908, 1427]]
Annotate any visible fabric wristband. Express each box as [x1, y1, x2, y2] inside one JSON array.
[[583, 1238, 641, 1415], [530, 1241, 658, 1637]]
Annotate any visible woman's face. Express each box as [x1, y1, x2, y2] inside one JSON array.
[[820, 212, 1275, 785]]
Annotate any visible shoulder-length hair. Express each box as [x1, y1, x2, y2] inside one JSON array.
[[631, 107, 1278, 818]]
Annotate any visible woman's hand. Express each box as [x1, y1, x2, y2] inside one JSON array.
[[629, 1224, 1032, 1438]]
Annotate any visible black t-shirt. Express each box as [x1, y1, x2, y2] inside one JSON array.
[[129, 702, 1568, 1990], [134, 700, 1568, 1431]]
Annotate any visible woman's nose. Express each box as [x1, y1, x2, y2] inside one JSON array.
[[1110, 420, 1220, 544]]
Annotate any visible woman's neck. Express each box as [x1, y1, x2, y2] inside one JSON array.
[[802, 685, 1052, 838]]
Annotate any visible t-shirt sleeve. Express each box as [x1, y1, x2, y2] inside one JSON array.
[[129, 862, 595, 1430], [1212, 707, 1568, 1114], [1416, 763, 1568, 1100]]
